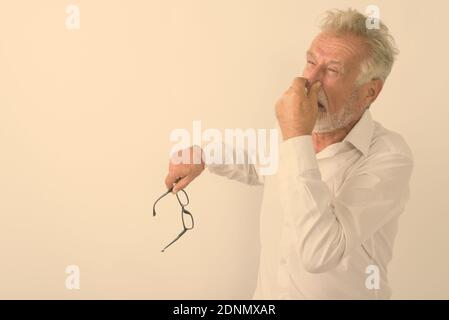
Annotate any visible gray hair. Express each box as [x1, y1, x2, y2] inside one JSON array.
[[319, 8, 399, 85]]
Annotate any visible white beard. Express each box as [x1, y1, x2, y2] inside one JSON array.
[[313, 89, 359, 133]]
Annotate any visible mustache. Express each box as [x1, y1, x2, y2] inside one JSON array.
[[317, 89, 328, 109]]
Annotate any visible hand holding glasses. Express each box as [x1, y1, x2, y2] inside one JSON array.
[[152, 179, 194, 252]]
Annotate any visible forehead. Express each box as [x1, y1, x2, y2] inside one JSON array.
[[308, 32, 366, 65]]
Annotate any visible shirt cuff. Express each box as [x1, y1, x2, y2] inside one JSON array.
[[279, 135, 319, 179]]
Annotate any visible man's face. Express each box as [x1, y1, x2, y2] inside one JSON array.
[[302, 32, 368, 133]]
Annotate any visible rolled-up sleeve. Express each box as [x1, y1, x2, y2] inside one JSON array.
[[277, 135, 413, 274]]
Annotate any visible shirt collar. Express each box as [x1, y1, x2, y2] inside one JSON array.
[[343, 108, 374, 157]]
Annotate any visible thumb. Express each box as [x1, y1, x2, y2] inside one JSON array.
[[309, 81, 321, 107], [172, 175, 193, 193]]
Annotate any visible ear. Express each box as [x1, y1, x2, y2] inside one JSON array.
[[364, 79, 383, 106]]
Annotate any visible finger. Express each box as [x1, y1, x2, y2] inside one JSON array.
[[289, 77, 308, 97], [308, 81, 322, 108], [172, 175, 194, 193], [165, 172, 181, 190]]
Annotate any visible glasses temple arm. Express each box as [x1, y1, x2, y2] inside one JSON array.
[[152, 189, 171, 216], [161, 229, 187, 252]]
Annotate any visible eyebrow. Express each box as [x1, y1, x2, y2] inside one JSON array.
[[306, 51, 343, 66]]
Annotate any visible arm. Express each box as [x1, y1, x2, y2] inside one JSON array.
[[165, 141, 264, 193], [278, 135, 413, 273], [205, 141, 264, 186]]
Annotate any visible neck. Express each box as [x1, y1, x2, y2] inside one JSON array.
[[312, 117, 359, 154]]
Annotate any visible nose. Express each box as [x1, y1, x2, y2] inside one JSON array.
[[304, 67, 324, 91]]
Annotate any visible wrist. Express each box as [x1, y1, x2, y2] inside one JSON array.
[[282, 130, 311, 141]]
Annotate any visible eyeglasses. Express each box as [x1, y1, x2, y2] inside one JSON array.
[[152, 184, 194, 252]]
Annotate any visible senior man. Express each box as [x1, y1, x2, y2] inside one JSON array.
[[164, 9, 413, 299]]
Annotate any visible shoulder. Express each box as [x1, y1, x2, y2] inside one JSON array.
[[354, 121, 414, 178], [369, 121, 413, 161]]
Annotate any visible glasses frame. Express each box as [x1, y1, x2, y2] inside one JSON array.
[[152, 187, 194, 252]]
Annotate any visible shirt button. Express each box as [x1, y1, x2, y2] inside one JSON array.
[[280, 257, 287, 265]]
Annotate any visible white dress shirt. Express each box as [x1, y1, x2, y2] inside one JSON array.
[[206, 109, 413, 299]]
